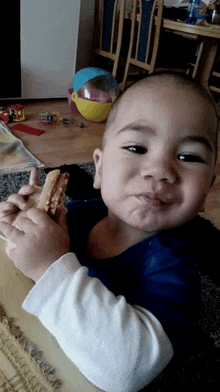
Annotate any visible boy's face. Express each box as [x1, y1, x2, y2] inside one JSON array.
[[93, 82, 217, 235]]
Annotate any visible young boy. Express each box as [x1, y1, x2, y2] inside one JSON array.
[[0, 72, 219, 392]]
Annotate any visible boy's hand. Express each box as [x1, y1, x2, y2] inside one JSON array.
[[0, 168, 70, 282], [0, 168, 41, 225], [0, 207, 70, 282]]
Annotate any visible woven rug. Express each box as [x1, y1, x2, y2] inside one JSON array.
[[0, 304, 62, 392], [0, 121, 44, 175]]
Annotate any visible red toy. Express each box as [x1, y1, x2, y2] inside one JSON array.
[[0, 106, 11, 124], [7, 104, 25, 122], [11, 124, 44, 136]]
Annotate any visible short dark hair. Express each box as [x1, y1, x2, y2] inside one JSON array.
[[103, 71, 219, 162]]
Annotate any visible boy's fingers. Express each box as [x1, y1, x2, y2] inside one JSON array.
[[29, 168, 41, 186], [15, 216, 36, 233], [7, 194, 29, 210], [18, 184, 36, 196], [26, 207, 50, 225], [0, 221, 24, 242], [0, 201, 18, 217], [0, 202, 18, 224]]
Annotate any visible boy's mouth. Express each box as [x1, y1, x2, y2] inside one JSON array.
[[135, 193, 171, 207]]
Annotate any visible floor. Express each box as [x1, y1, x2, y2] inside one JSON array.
[[5, 98, 105, 168]]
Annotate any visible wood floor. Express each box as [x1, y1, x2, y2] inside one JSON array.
[[6, 98, 105, 168]]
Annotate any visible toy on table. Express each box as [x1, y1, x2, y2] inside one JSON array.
[[72, 67, 119, 122], [39, 112, 63, 124], [7, 104, 25, 122]]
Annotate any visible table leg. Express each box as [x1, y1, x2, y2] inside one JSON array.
[[192, 41, 204, 79], [194, 39, 219, 90]]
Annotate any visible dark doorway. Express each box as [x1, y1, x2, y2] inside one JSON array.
[[0, 1, 21, 98]]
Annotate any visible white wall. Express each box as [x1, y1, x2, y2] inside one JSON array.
[[20, 0, 94, 99], [76, 0, 95, 72]]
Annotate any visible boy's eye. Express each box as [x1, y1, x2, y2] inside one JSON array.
[[122, 145, 147, 154], [177, 154, 206, 163]]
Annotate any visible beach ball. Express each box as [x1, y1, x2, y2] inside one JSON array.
[[72, 67, 119, 122]]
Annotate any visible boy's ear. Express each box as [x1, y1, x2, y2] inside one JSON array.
[[93, 148, 103, 189]]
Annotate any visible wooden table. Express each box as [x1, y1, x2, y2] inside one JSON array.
[[161, 19, 220, 89], [125, 10, 220, 90], [0, 238, 103, 392]]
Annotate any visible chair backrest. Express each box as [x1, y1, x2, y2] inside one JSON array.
[[94, 0, 126, 77], [120, 0, 163, 91]]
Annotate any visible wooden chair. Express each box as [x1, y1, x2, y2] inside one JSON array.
[[120, 0, 164, 91], [94, 0, 126, 78], [208, 44, 220, 97]]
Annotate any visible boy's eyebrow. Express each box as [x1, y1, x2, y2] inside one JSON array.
[[182, 136, 213, 152], [117, 124, 155, 135]]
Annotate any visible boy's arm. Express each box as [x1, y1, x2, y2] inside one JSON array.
[[22, 252, 173, 392]]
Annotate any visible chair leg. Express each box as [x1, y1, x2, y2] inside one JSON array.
[[112, 59, 118, 78], [192, 41, 204, 79], [120, 61, 130, 91]]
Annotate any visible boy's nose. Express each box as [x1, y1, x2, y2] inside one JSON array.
[[140, 159, 177, 184]]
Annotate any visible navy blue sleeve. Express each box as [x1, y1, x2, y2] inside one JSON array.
[[113, 234, 202, 351]]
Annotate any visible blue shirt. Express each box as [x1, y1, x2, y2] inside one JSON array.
[[67, 198, 213, 351]]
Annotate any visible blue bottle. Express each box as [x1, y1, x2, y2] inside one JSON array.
[[187, 0, 206, 24]]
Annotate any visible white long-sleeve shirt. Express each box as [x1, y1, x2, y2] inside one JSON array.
[[22, 252, 173, 392]]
